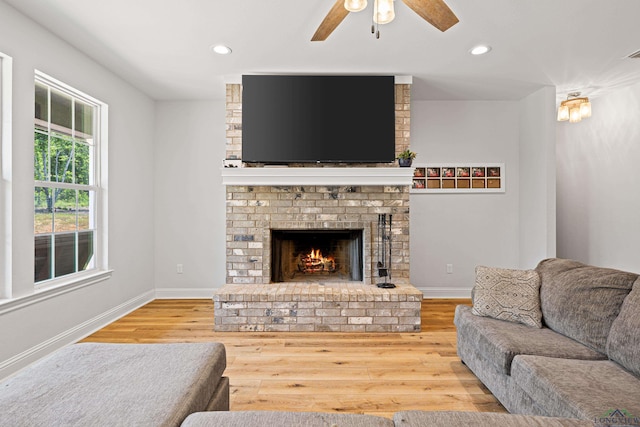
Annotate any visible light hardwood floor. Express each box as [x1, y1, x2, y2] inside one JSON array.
[[82, 298, 506, 419]]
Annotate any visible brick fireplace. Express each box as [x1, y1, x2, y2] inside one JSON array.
[[212, 80, 422, 332], [224, 182, 410, 286]]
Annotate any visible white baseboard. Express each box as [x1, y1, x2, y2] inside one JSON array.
[[0, 290, 155, 381], [416, 287, 472, 299], [154, 287, 216, 299]]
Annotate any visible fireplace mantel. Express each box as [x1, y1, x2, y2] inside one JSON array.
[[221, 167, 414, 186]]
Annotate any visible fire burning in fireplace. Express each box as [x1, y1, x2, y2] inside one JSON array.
[[298, 249, 336, 274], [271, 230, 363, 283]]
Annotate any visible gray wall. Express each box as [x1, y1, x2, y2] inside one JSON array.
[[151, 93, 557, 299], [0, 1, 156, 378], [153, 101, 227, 295], [556, 82, 640, 274], [409, 100, 520, 296], [409, 87, 556, 297], [518, 86, 557, 267], [0, 1, 574, 379]]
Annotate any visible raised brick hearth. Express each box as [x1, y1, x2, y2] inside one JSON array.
[[212, 282, 422, 332]]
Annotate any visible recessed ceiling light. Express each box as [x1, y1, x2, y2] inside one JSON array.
[[470, 45, 491, 55], [211, 44, 232, 55]]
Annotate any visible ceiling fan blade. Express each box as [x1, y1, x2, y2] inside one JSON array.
[[401, 0, 459, 32], [311, 0, 350, 41]]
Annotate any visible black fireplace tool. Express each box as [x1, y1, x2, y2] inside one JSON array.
[[377, 214, 385, 272], [377, 213, 395, 289]]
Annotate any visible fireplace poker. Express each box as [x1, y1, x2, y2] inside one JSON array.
[[377, 214, 383, 268], [377, 213, 395, 289], [388, 214, 393, 283], [378, 214, 388, 278]]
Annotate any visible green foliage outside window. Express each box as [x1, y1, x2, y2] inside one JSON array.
[[33, 131, 91, 217]]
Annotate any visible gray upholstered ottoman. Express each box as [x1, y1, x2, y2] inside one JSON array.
[[181, 411, 394, 427], [1, 342, 229, 427], [393, 411, 595, 426]]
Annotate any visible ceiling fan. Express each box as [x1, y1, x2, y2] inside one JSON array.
[[311, 0, 459, 41]]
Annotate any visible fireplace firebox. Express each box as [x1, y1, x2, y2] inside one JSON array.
[[271, 230, 363, 283]]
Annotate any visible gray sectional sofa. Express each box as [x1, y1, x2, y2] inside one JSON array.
[[181, 410, 595, 426], [455, 258, 640, 423], [0, 341, 595, 427], [7, 260, 637, 426]]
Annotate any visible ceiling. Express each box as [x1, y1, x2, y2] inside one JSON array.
[[6, 0, 640, 103]]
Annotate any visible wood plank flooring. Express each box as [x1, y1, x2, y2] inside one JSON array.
[[82, 298, 506, 419]]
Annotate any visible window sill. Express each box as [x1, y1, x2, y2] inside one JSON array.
[[0, 269, 113, 315]]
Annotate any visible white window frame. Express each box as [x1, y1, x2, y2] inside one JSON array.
[[0, 52, 12, 299], [34, 71, 110, 290]]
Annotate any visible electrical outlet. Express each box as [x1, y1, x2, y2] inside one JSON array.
[[177, 264, 183, 274], [446, 264, 453, 274]]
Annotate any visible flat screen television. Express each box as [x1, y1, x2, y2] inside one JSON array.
[[241, 75, 395, 164]]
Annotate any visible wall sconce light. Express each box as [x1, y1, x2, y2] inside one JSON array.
[[557, 92, 592, 123]]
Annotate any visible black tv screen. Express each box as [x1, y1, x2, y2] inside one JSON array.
[[241, 75, 395, 164]]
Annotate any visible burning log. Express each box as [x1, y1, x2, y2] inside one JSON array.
[[297, 248, 336, 273]]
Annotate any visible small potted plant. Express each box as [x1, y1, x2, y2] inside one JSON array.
[[396, 149, 417, 167]]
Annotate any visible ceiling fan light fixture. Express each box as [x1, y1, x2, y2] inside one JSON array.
[[373, 0, 395, 24], [312, 0, 458, 41], [344, 0, 367, 12]]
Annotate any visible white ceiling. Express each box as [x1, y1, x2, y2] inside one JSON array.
[[6, 0, 640, 103]]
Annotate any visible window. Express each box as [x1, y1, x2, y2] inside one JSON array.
[[34, 73, 107, 285]]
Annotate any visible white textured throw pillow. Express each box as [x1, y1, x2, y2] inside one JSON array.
[[472, 265, 543, 328]]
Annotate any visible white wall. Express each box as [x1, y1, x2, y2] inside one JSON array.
[[556, 83, 640, 274], [153, 101, 227, 296], [410, 89, 556, 297], [0, 2, 156, 378]]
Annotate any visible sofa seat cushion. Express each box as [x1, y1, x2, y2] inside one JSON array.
[[1, 342, 227, 427], [537, 258, 638, 354], [454, 305, 605, 375], [181, 411, 394, 427], [393, 411, 595, 426], [511, 355, 640, 420], [607, 277, 640, 377]]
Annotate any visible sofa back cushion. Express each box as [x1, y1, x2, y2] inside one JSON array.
[[472, 266, 543, 328], [606, 277, 640, 376], [537, 258, 638, 354]]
